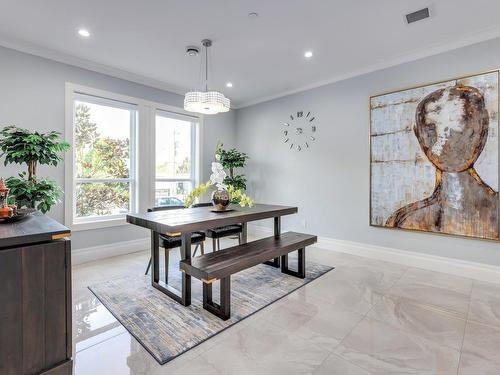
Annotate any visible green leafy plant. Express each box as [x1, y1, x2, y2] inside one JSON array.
[[6, 175, 62, 213], [215, 142, 249, 191], [0, 125, 70, 213]]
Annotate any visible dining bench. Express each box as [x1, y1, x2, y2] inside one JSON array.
[[179, 231, 317, 320]]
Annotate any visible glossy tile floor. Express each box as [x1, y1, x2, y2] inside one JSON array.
[[73, 240, 500, 375]]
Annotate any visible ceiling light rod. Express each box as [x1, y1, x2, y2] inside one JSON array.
[[202, 39, 211, 91]]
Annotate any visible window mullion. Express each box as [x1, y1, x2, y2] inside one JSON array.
[[75, 178, 132, 183], [155, 177, 193, 182], [129, 108, 137, 213]]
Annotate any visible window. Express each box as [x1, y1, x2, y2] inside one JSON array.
[[72, 94, 137, 223], [155, 110, 199, 207], [65, 83, 202, 230]]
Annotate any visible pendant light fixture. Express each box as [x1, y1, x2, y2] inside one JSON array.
[[184, 39, 230, 115]]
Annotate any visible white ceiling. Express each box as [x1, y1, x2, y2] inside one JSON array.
[[1, 0, 500, 108]]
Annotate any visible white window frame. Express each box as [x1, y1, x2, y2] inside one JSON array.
[[65, 83, 203, 231], [153, 108, 201, 207]]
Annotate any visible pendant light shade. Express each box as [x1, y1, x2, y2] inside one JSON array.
[[184, 39, 230, 115], [184, 91, 230, 114]]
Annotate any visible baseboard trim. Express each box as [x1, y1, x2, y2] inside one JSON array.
[[72, 226, 500, 284], [73, 237, 150, 265], [249, 224, 500, 284]]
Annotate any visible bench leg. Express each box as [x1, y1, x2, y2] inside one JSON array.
[[281, 248, 306, 279], [264, 257, 281, 268], [203, 277, 231, 320]]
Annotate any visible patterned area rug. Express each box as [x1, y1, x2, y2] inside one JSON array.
[[89, 259, 333, 364]]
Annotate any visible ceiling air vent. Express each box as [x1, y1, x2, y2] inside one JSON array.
[[405, 7, 430, 24]]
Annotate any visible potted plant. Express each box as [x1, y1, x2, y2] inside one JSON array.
[[184, 145, 254, 210], [0, 125, 70, 213], [215, 143, 249, 191]]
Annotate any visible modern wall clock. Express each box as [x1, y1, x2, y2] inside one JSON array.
[[282, 111, 317, 151]]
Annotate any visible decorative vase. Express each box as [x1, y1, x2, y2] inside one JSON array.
[[211, 188, 230, 211], [0, 179, 13, 219]]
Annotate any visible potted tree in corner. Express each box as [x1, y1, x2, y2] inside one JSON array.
[[0, 125, 70, 213]]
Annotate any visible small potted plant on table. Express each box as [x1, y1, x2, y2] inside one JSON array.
[[185, 143, 254, 210]]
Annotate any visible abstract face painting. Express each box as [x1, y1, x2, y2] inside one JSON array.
[[370, 71, 499, 240]]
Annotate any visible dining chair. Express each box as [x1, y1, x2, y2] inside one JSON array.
[[145, 206, 206, 276], [192, 202, 243, 251]]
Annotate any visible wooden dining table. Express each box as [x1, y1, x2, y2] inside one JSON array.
[[126, 204, 298, 306]]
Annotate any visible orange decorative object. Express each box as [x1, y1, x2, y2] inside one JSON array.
[[0, 207, 13, 218], [0, 178, 13, 218]]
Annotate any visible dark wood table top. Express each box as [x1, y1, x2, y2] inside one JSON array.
[[127, 204, 298, 233], [0, 212, 71, 249]]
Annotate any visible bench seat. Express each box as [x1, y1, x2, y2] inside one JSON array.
[[180, 231, 317, 281], [180, 231, 317, 320]]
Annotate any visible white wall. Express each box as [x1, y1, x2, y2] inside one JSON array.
[[236, 37, 500, 267], [0, 46, 236, 249]]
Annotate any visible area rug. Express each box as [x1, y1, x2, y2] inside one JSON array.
[[89, 259, 333, 364]]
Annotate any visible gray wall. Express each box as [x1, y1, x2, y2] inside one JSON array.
[[0, 46, 236, 249], [4, 37, 500, 265], [236, 37, 500, 267]]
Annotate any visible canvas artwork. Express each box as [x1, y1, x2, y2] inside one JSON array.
[[370, 71, 499, 240]]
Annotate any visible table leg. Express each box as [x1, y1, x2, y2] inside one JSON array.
[[264, 217, 281, 267], [151, 231, 160, 284], [150, 230, 192, 306], [180, 232, 192, 306], [241, 222, 248, 244], [274, 216, 281, 238]]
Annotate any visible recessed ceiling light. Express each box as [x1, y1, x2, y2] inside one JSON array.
[[226, 82, 233, 88], [304, 51, 313, 58], [78, 29, 90, 37], [248, 12, 259, 18]]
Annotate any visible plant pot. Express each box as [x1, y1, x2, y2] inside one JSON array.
[[211, 189, 230, 211]]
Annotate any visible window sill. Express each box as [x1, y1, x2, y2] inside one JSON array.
[[69, 217, 129, 232]]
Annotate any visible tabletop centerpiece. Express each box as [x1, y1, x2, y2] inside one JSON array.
[[184, 144, 254, 211]]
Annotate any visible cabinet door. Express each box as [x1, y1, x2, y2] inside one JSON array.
[[0, 248, 22, 375], [43, 240, 70, 367], [0, 240, 71, 375]]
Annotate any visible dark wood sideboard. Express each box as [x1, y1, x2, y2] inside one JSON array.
[[0, 213, 72, 375]]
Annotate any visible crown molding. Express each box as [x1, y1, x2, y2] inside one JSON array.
[[0, 34, 187, 97], [235, 24, 500, 109], [2, 25, 500, 111]]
